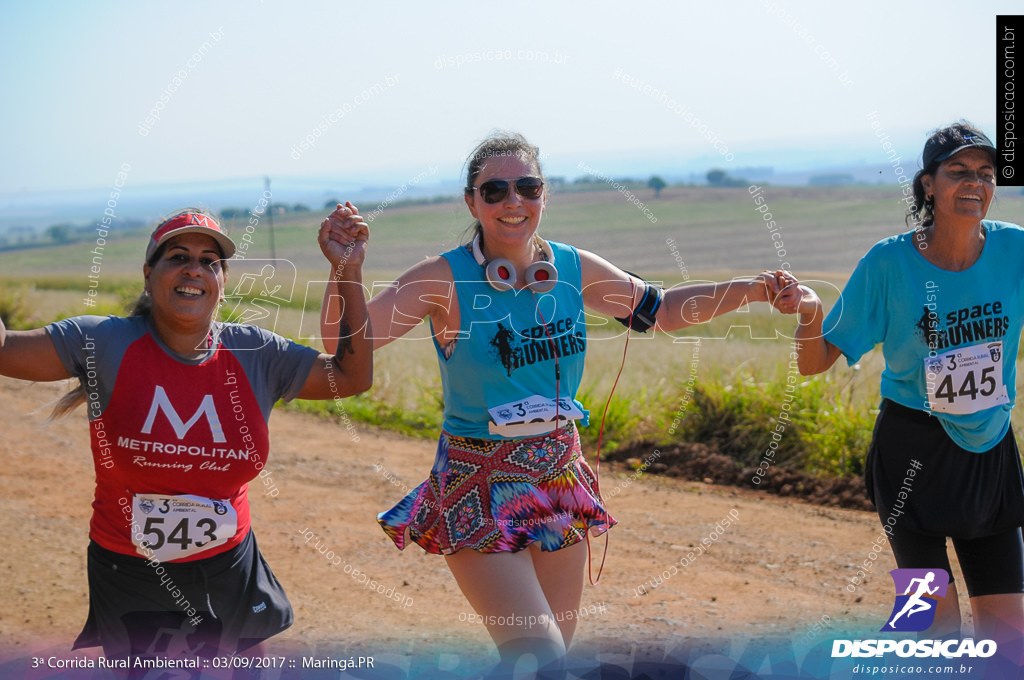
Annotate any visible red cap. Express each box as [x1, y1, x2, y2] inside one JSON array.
[[146, 212, 236, 261]]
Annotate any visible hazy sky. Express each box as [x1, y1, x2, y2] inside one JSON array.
[[0, 0, 1014, 192]]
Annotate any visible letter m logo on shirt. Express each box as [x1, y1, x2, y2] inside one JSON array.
[[140, 385, 227, 442]]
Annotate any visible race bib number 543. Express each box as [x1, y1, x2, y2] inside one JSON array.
[[132, 494, 237, 561], [925, 341, 1010, 415]]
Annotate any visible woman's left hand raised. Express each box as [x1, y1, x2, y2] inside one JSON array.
[[319, 201, 369, 275]]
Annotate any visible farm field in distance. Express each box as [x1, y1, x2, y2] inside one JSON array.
[[4, 184, 1023, 666], [4, 185, 1024, 478]]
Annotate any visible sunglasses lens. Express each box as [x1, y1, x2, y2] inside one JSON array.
[[480, 180, 511, 204], [475, 177, 544, 203], [515, 178, 544, 200]]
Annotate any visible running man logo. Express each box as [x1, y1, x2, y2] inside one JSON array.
[[881, 568, 950, 632], [140, 386, 227, 442], [223, 258, 299, 344]]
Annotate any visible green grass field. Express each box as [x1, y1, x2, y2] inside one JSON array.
[[4, 185, 1024, 477]]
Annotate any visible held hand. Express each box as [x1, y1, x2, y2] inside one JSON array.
[[771, 270, 803, 315], [318, 201, 369, 275], [752, 270, 783, 305]]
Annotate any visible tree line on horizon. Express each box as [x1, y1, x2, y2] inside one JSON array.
[[3, 170, 881, 251]]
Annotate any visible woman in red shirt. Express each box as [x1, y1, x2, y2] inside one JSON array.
[[0, 208, 371, 662]]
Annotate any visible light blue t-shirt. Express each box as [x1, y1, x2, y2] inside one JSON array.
[[824, 220, 1024, 453], [434, 240, 589, 439]]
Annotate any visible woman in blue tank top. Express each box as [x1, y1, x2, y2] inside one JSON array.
[[320, 132, 797, 674]]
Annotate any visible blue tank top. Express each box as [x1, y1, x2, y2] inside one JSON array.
[[434, 240, 589, 439]]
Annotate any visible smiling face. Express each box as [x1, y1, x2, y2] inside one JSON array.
[[143, 233, 227, 328], [463, 154, 547, 253], [921, 147, 996, 225]]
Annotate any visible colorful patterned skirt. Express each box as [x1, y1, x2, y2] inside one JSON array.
[[377, 425, 616, 554]]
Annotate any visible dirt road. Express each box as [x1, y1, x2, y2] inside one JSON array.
[[0, 376, 964, 675]]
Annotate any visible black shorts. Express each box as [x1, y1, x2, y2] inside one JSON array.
[[866, 399, 1024, 596], [886, 525, 1024, 597], [73, 529, 292, 660]]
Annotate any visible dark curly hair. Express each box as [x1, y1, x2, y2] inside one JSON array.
[[906, 121, 991, 229]]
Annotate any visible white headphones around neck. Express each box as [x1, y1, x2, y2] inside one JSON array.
[[471, 234, 558, 293]]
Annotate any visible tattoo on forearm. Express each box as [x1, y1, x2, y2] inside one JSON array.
[[335, 320, 354, 357]]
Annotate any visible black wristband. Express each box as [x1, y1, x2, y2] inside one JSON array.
[[615, 280, 663, 333]]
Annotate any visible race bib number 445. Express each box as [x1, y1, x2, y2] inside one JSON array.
[[925, 341, 1010, 415], [132, 494, 238, 561]]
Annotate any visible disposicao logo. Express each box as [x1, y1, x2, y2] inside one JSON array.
[[881, 568, 948, 633], [831, 568, 997, 660]]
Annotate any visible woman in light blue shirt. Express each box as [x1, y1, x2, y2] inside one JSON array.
[[792, 123, 1024, 649]]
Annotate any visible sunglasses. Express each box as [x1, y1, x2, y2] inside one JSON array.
[[467, 176, 544, 204]]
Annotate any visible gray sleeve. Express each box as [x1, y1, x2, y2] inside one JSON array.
[[221, 324, 322, 413], [45, 316, 139, 377], [44, 316, 144, 418], [263, 331, 321, 402], [45, 317, 95, 379]]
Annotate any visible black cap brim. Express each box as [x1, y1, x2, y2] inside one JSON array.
[[933, 143, 1000, 167]]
